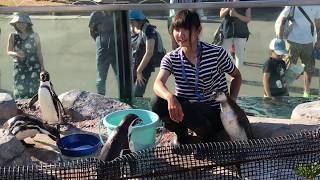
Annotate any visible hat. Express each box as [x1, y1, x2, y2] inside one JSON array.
[[9, 12, 32, 25], [269, 38, 288, 55], [128, 10, 146, 20]]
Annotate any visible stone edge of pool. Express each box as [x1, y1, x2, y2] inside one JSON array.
[[249, 99, 320, 139]]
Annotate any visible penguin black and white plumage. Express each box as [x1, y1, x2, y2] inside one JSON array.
[[213, 91, 254, 141], [3, 114, 60, 147], [28, 71, 65, 126], [99, 113, 143, 162]]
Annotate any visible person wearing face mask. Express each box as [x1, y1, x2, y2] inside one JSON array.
[[7, 13, 45, 99], [151, 10, 242, 145]]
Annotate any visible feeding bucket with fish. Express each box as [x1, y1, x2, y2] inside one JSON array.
[[100, 109, 159, 151]]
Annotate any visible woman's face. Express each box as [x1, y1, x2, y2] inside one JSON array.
[[130, 20, 140, 29], [173, 27, 200, 48], [14, 22, 28, 32]]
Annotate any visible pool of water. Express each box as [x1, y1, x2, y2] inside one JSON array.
[[237, 96, 317, 119], [132, 96, 318, 119]]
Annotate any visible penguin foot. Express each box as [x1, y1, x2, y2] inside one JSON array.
[[20, 140, 35, 148]]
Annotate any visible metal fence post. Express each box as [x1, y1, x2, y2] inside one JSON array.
[[114, 10, 132, 104]]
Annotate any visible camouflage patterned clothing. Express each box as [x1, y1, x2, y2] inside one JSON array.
[[12, 32, 41, 99]]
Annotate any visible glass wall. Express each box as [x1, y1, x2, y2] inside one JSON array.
[[0, 1, 319, 107]]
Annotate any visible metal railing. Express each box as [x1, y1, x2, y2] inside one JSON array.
[[0, 0, 319, 13]]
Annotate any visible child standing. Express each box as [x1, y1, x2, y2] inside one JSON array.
[[262, 38, 289, 98]]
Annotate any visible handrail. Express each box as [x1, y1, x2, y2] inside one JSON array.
[[0, 0, 319, 13]]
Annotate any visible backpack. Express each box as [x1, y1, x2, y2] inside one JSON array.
[[140, 23, 166, 68]]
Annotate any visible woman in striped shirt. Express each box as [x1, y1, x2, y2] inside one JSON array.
[[151, 10, 242, 145]]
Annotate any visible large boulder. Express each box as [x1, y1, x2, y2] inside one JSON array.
[[0, 93, 17, 125], [0, 129, 32, 166], [59, 89, 131, 122], [291, 100, 320, 124]]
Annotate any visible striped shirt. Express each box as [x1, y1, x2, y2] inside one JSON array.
[[160, 41, 235, 108]]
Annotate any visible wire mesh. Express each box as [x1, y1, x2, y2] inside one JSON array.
[[1, 130, 320, 179]]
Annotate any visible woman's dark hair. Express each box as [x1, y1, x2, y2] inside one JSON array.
[[169, 9, 201, 38]]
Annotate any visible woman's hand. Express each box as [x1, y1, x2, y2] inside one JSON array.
[[167, 95, 184, 123], [136, 69, 146, 86], [16, 50, 25, 59]]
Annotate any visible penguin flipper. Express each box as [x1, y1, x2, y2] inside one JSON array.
[[28, 94, 39, 108], [50, 87, 66, 124]]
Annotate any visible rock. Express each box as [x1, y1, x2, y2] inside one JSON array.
[[0, 93, 18, 125], [0, 129, 32, 166], [291, 100, 320, 125], [59, 89, 131, 122], [249, 116, 319, 138]]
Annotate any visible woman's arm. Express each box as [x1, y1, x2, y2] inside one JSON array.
[[230, 8, 251, 23], [136, 38, 155, 74], [220, 8, 231, 18], [228, 67, 242, 101], [7, 33, 20, 58], [153, 69, 171, 99], [314, 18, 320, 48], [154, 69, 184, 122], [262, 73, 272, 97], [278, 17, 286, 39], [34, 32, 45, 71]]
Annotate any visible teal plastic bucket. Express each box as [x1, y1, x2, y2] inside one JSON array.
[[102, 109, 159, 151]]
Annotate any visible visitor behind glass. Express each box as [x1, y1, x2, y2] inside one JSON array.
[[219, 0, 251, 71], [130, 10, 165, 97], [7, 13, 45, 99], [89, 11, 117, 96], [263, 38, 289, 98], [277, 5, 320, 98]]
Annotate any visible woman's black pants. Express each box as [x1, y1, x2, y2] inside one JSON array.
[[150, 96, 224, 143]]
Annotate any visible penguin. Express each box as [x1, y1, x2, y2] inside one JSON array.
[[213, 91, 254, 178], [28, 71, 65, 126], [3, 114, 60, 147], [213, 91, 254, 141], [98, 113, 143, 162]]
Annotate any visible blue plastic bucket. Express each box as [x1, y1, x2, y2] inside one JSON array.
[[102, 109, 159, 151]]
